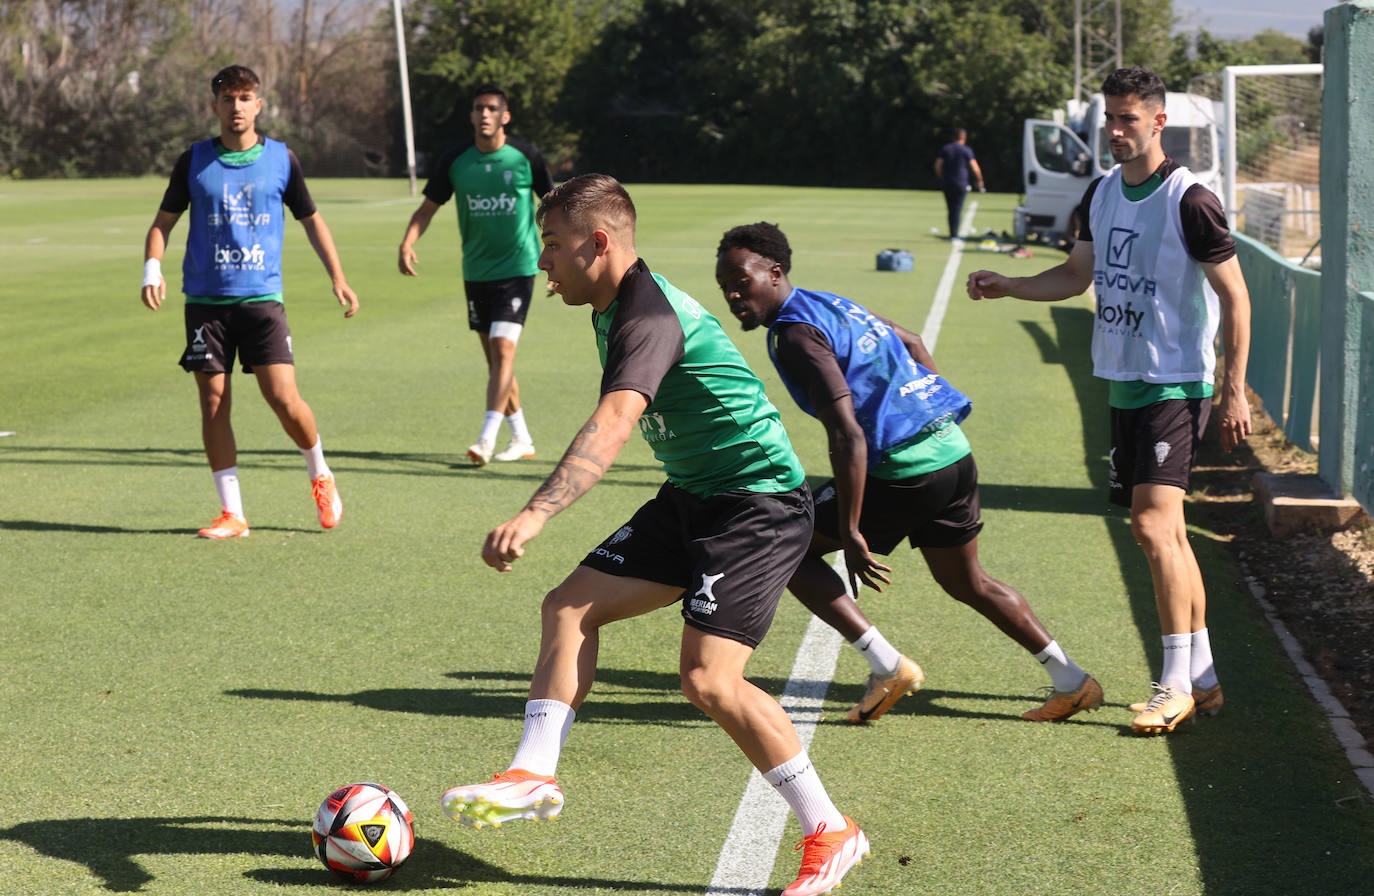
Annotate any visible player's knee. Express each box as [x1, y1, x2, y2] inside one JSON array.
[[679, 665, 732, 715]]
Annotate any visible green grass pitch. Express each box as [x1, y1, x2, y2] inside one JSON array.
[[1, 178, 1372, 894]]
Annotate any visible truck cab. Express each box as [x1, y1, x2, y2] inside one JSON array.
[[1016, 92, 1222, 243]]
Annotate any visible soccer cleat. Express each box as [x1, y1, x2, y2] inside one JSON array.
[[781, 816, 870, 896], [1192, 683, 1224, 716], [197, 510, 249, 540], [467, 439, 494, 467], [846, 656, 924, 723], [1129, 683, 1223, 716], [493, 439, 536, 462], [440, 769, 563, 829], [1021, 674, 1104, 722], [311, 474, 342, 529], [1131, 683, 1196, 735]]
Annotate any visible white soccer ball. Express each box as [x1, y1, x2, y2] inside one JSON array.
[[311, 782, 415, 883]]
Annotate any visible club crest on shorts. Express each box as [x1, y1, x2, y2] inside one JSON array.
[[1154, 441, 1172, 465], [608, 525, 632, 545]]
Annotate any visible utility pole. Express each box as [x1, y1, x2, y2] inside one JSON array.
[[1075, 0, 1122, 103], [393, 0, 418, 196]]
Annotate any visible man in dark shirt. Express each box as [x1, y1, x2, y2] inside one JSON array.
[[935, 128, 985, 239]]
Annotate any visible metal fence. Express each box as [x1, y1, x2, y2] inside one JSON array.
[[1236, 233, 1322, 453]]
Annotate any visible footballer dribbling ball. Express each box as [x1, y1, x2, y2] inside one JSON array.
[[312, 782, 415, 883]]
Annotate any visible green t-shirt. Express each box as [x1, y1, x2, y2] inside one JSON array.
[[870, 418, 973, 479], [594, 262, 805, 496], [421, 139, 551, 282]]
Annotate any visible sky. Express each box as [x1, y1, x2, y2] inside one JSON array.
[[1172, 1, 1327, 40]]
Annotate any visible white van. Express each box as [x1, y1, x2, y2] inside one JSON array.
[[1016, 92, 1222, 242]]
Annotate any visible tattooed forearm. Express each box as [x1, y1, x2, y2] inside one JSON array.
[[525, 420, 615, 516]]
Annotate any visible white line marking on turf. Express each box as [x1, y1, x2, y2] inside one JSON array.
[[706, 221, 966, 896], [705, 558, 848, 896], [923, 199, 977, 353]]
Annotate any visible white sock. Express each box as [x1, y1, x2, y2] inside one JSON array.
[[1033, 640, 1087, 692], [508, 699, 575, 778], [763, 752, 846, 837], [850, 626, 902, 677], [212, 466, 244, 518], [506, 409, 532, 444], [301, 436, 329, 481], [479, 411, 503, 445], [1160, 633, 1192, 692], [1191, 628, 1219, 690]]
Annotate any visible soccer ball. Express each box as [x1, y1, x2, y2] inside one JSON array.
[[311, 782, 415, 883]]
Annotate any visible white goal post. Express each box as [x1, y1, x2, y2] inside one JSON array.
[[1189, 64, 1324, 261]]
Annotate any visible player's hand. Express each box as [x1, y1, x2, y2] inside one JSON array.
[[334, 282, 359, 318], [1217, 389, 1251, 452], [483, 510, 547, 571], [398, 244, 419, 276], [966, 270, 1010, 301], [842, 531, 892, 594], [141, 280, 166, 311]]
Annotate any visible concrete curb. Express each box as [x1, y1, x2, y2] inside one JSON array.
[[1246, 576, 1374, 802]]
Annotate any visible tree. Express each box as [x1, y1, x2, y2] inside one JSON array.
[[404, 0, 616, 174]]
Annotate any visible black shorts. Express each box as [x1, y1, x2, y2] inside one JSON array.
[[179, 301, 293, 374], [579, 481, 814, 648], [1108, 398, 1210, 508], [813, 452, 984, 553], [465, 276, 534, 332]]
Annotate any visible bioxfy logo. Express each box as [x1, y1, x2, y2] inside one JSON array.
[[466, 193, 518, 215]]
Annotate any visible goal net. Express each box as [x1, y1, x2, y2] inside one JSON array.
[[1188, 64, 1323, 264]]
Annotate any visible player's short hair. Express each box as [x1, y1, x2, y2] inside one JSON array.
[[471, 83, 509, 109], [211, 65, 260, 96], [1102, 67, 1167, 108], [951, 127, 967, 142], [537, 174, 636, 240], [716, 222, 792, 274]]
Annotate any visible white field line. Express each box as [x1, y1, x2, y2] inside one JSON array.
[[706, 216, 968, 893], [922, 199, 977, 353]]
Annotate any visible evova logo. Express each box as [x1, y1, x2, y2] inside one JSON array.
[[1094, 226, 1157, 301], [220, 182, 271, 226]]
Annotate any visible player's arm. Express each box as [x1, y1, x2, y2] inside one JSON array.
[[141, 209, 181, 311], [884, 319, 938, 373], [1203, 255, 1252, 451], [966, 236, 1094, 302], [813, 395, 892, 593], [933, 157, 943, 179], [482, 388, 647, 571], [398, 198, 441, 276], [969, 158, 985, 191], [298, 212, 358, 318]]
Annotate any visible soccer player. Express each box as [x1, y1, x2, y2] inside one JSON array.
[[967, 67, 1252, 735], [716, 222, 1102, 725], [140, 64, 358, 540], [397, 84, 554, 466], [442, 175, 869, 896]]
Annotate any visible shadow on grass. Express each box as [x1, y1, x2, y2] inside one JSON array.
[[1035, 305, 1374, 895], [0, 815, 700, 893], [227, 667, 1119, 729], [0, 444, 665, 479]]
